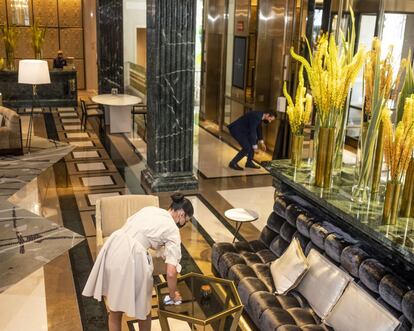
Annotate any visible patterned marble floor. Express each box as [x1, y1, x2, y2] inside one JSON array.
[[0, 105, 273, 331]]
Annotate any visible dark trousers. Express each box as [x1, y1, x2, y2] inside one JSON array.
[[229, 129, 253, 165]]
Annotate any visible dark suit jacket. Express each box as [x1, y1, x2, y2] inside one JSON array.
[[228, 111, 264, 146], [53, 57, 67, 69]]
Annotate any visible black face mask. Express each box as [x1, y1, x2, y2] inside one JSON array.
[[176, 222, 185, 229], [263, 119, 270, 125]]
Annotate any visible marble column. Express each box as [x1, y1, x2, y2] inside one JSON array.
[[96, 0, 124, 93], [142, 0, 198, 192]]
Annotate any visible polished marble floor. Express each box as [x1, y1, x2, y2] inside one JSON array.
[[0, 105, 275, 331]]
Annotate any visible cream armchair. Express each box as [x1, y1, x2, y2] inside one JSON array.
[[95, 194, 165, 274], [0, 106, 23, 155]]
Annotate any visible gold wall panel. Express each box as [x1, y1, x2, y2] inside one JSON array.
[[42, 28, 59, 59], [7, 0, 32, 26], [15, 27, 33, 59], [60, 28, 84, 59], [58, 0, 82, 27], [33, 0, 58, 26], [74, 59, 85, 89], [0, 0, 6, 23]]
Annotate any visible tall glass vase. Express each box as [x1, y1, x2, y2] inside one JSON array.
[[382, 180, 402, 225], [291, 134, 304, 168], [5, 49, 15, 71], [371, 122, 384, 195], [352, 121, 371, 202], [315, 127, 335, 188], [400, 157, 414, 217], [333, 103, 349, 176]]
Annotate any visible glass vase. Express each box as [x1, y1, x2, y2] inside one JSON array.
[[291, 134, 304, 168], [400, 157, 414, 217], [314, 127, 335, 188], [5, 49, 15, 71], [371, 122, 384, 195], [382, 180, 402, 225]]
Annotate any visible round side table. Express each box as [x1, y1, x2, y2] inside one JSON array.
[[224, 208, 259, 243]]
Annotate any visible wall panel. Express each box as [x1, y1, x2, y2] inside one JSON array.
[[0, 0, 86, 89], [33, 0, 58, 26], [60, 28, 84, 59], [58, 0, 82, 27]]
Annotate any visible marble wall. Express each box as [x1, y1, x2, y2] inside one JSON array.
[[0, 0, 85, 89], [142, 0, 198, 192], [96, 0, 124, 93]]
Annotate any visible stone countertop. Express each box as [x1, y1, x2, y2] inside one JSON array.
[[0, 137, 83, 292], [264, 159, 414, 267]]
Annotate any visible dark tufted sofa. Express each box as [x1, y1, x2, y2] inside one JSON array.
[[212, 194, 414, 331]]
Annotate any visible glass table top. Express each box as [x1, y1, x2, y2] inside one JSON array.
[[156, 273, 242, 323], [264, 159, 414, 265]]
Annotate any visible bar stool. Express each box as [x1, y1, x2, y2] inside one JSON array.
[[80, 99, 105, 132], [131, 103, 147, 140]]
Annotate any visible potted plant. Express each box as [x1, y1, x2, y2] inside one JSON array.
[[0, 22, 18, 71], [31, 20, 46, 59]]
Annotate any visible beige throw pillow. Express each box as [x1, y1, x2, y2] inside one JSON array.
[[324, 282, 400, 331], [297, 249, 352, 319], [270, 238, 309, 295]]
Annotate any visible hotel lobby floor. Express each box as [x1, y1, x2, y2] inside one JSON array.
[[0, 107, 273, 331]]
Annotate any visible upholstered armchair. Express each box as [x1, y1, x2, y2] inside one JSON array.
[[0, 107, 23, 155], [95, 194, 165, 274]]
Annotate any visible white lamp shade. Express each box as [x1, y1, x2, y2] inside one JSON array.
[[18, 60, 51, 85]]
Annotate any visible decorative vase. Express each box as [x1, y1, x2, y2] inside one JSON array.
[[315, 127, 335, 188], [382, 180, 402, 225], [34, 50, 42, 59], [400, 157, 414, 217], [5, 49, 15, 71], [371, 122, 384, 195], [291, 134, 304, 168]]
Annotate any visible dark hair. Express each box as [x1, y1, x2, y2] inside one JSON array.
[[265, 111, 276, 118], [170, 192, 194, 217]]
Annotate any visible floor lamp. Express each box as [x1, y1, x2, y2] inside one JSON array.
[[18, 60, 51, 152]]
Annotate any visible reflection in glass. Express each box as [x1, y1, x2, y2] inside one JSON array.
[[10, 0, 30, 26]]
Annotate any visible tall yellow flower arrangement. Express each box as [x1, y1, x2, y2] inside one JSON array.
[[381, 96, 414, 224], [0, 22, 19, 70], [289, 9, 364, 187], [283, 65, 313, 167]]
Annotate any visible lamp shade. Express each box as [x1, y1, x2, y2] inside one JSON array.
[[18, 60, 51, 85]]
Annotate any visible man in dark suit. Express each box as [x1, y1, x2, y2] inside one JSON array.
[[228, 111, 276, 170], [53, 50, 67, 69]]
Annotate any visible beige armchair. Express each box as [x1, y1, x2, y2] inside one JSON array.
[[0, 107, 23, 155], [95, 194, 165, 274]]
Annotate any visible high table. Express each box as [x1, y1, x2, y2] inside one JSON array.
[[91, 94, 141, 133]]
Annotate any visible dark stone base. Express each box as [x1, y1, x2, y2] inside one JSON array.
[[141, 169, 198, 193]]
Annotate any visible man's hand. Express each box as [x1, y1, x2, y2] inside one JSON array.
[[174, 291, 182, 303], [259, 140, 267, 152], [253, 145, 260, 154]]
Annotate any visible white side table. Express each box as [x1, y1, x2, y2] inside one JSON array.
[[224, 208, 259, 243], [92, 94, 142, 133]]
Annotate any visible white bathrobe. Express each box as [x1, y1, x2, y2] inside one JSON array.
[[82, 206, 182, 319]]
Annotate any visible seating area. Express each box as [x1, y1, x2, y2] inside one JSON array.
[[0, 106, 23, 155], [212, 194, 414, 331]]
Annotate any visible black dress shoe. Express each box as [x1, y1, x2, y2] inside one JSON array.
[[229, 162, 244, 171], [245, 162, 261, 169]]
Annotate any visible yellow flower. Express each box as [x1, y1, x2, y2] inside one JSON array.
[[283, 65, 312, 136]]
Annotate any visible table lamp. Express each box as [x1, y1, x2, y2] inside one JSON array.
[[18, 59, 51, 151]]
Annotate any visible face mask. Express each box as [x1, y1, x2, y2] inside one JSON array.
[[176, 222, 185, 229], [263, 119, 270, 124]]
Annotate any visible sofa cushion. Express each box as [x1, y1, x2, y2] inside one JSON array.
[[340, 246, 369, 278], [269, 236, 289, 257], [379, 275, 410, 312], [260, 226, 278, 247], [256, 249, 277, 263], [267, 212, 285, 233], [359, 259, 390, 293], [228, 264, 256, 285], [297, 249, 352, 319], [324, 281, 400, 331], [240, 251, 263, 266], [238, 277, 269, 306], [218, 252, 245, 278], [211, 242, 236, 269], [402, 291, 414, 324], [253, 263, 275, 292], [270, 238, 309, 295]]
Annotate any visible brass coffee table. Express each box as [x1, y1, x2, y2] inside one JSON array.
[[156, 272, 243, 331]]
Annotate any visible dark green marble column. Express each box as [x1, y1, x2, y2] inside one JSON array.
[[142, 0, 198, 192]]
